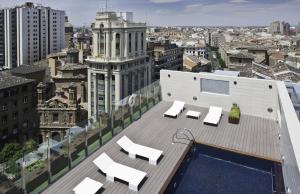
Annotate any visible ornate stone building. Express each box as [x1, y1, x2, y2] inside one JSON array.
[[37, 82, 85, 142], [86, 11, 151, 116]]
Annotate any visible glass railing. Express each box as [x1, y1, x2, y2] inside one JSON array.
[[0, 80, 161, 194]]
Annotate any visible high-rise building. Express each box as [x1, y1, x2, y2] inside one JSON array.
[[0, 2, 65, 69], [86, 11, 151, 116], [65, 16, 74, 48], [270, 21, 290, 35]]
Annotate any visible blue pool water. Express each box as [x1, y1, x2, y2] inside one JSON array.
[[165, 144, 275, 194]]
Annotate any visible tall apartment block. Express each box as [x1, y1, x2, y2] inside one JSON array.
[[270, 21, 291, 36], [0, 2, 65, 69], [87, 11, 151, 116]]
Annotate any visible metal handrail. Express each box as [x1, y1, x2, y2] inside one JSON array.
[[172, 128, 195, 145]]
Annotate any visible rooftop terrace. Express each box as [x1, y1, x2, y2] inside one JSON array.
[[43, 101, 280, 194]]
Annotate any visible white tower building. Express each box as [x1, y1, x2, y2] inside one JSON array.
[[87, 11, 151, 116]]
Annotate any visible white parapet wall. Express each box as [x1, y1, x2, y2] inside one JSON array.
[[276, 81, 300, 193], [160, 70, 279, 120]]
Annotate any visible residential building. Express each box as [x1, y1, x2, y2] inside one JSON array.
[[183, 55, 211, 72], [86, 11, 151, 116], [228, 52, 255, 77], [147, 39, 183, 80], [183, 43, 207, 58], [0, 73, 38, 146], [0, 2, 65, 69], [65, 16, 74, 48], [270, 21, 290, 35]]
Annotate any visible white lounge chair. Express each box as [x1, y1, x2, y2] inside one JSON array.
[[164, 100, 185, 118], [93, 153, 147, 191], [117, 136, 163, 165], [203, 106, 223, 126], [73, 177, 103, 194]]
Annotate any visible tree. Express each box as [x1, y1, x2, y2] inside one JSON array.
[[23, 139, 38, 154], [0, 143, 22, 163]]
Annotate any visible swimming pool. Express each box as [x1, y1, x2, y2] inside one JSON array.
[[165, 144, 282, 194]]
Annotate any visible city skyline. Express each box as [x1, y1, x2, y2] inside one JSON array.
[[0, 0, 299, 27]]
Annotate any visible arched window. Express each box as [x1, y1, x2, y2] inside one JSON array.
[[135, 32, 138, 52], [99, 24, 105, 55], [141, 32, 144, 51], [116, 33, 121, 57], [128, 33, 132, 53]]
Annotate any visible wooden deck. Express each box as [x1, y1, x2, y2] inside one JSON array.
[[42, 101, 280, 194]]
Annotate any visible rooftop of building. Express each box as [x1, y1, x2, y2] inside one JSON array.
[[0, 73, 35, 90], [229, 52, 255, 59], [10, 65, 46, 75], [42, 101, 280, 194]]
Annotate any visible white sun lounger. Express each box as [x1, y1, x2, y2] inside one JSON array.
[[93, 153, 147, 191], [117, 136, 163, 165], [164, 100, 185, 118], [73, 177, 103, 194], [203, 106, 223, 126]]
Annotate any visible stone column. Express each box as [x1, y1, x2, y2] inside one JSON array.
[[104, 73, 111, 113], [88, 69, 92, 118], [124, 31, 128, 58], [114, 73, 121, 107], [93, 73, 97, 116], [106, 31, 111, 58], [131, 71, 135, 93], [137, 31, 141, 56], [111, 32, 116, 59]]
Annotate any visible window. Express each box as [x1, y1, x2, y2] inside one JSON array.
[[22, 86, 28, 92], [2, 104, 7, 111], [2, 115, 8, 124], [13, 112, 18, 120], [115, 33, 120, 57], [53, 113, 59, 122], [135, 32, 138, 52], [23, 97, 28, 103], [98, 96, 104, 101], [129, 33, 132, 53], [23, 121, 28, 128], [141, 32, 144, 51], [201, 79, 229, 95]]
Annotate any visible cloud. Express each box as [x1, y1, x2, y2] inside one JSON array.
[[155, 9, 171, 14], [149, 0, 181, 4], [229, 0, 248, 3]]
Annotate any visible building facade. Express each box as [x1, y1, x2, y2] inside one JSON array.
[[270, 21, 290, 35], [65, 16, 74, 48], [86, 11, 151, 116], [0, 73, 38, 146], [147, 40, 183, 81], [37, 82, 84, 142], [183, 45, 207, 58], [0, 2, 65, 69]]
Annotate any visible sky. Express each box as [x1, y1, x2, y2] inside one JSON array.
[[0, 0, 299, 27]]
